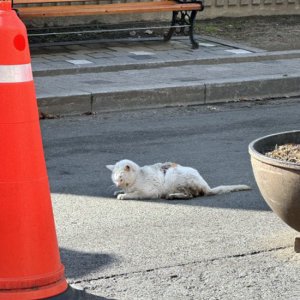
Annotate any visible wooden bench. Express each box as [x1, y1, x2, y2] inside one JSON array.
[[13, 0, 204, 48]]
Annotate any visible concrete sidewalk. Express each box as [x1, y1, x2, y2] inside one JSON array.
[[30, 35, 300, 115]]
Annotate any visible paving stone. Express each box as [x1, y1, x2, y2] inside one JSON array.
[[28, 36, 300, 115]]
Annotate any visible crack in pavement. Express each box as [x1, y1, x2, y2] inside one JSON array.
[[69, 245, 292, 285]]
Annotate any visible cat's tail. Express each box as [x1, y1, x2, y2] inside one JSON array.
[[206, 184, 251, 195]]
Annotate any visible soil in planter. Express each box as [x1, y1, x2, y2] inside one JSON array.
[[265, 144, 300, 164]]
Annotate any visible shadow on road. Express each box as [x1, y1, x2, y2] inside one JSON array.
[[52, 183, 270, 211], [60, 247, 117, 279], [129, 190, 270, 211]]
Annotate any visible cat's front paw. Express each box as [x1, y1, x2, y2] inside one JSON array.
[[117, 193, 127, 200]]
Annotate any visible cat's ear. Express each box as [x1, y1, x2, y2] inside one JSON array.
[[106, 164, 115, 171], [125, 165, 131, 172]]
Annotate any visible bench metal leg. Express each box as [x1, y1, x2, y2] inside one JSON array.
[[189, 10, 199, 49], [164, 11, 178, 42], [164, 10, 199, 49]]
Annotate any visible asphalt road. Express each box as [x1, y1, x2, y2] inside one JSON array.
[[41, 98, 300, 299]]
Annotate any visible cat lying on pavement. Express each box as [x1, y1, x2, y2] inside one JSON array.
[[106, 159, 250, 200]]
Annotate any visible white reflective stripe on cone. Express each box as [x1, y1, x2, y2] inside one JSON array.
[[0, 64, 33, 83]]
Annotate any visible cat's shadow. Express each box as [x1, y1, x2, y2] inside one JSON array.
[[126, 189, 269, 211]]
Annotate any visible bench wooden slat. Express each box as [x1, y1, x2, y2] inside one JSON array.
[[14, 0, 198, 4], [16, 1, 203, 18], [14, 0, 86, 4]]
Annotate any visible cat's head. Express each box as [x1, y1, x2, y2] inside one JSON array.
[[106, 159, 139, 190]]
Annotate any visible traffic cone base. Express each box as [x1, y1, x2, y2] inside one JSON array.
[[0, 259, 65, 290], [0, 278, 68, 300]]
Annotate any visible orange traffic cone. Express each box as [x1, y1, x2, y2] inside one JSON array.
[[0, 1, 68, 298]]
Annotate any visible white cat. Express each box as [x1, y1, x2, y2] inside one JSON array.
[[106, 159, 250, 200]]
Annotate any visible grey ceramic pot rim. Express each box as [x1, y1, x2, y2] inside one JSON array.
[[248, 130, 300, 171]]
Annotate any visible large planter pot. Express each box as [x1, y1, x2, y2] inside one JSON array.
[[249, 130, 300, 250]]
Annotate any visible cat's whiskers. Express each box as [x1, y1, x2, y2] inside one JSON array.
[[107, 184, 117, 192]]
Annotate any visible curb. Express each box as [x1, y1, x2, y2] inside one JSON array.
[[38, 73, 300, 116]]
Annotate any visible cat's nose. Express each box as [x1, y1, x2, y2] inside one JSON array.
[[116, 179, 124, 187]]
